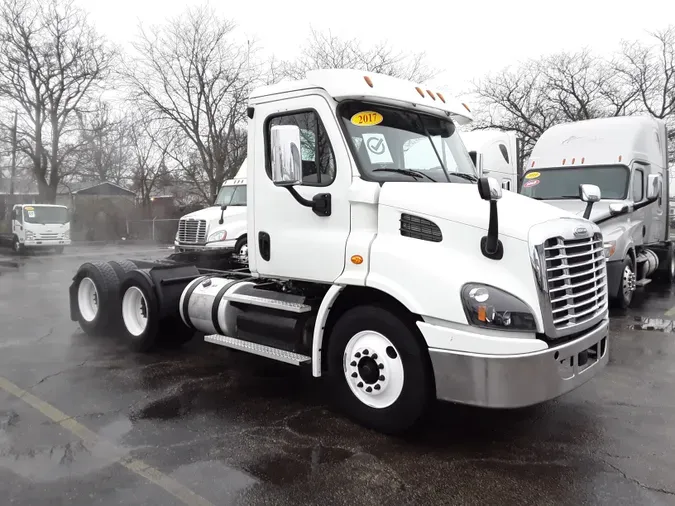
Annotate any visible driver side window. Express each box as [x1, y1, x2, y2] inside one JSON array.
[[266, 111, 336, 187]]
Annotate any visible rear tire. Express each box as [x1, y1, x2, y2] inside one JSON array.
[[327, 304, 433, 434], [653, 243, 675, 284], [73, 262, 120, 335]]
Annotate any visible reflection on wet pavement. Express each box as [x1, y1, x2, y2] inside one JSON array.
[[627, 316, 675, 332]]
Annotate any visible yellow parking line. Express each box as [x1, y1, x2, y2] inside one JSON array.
[[0, 376, 214, 506]]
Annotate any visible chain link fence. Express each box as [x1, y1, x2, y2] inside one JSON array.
[[125, 218, 180, 244]]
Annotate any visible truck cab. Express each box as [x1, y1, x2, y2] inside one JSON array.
[[462, 129, 522, 191], [10, 204, 71, 254], [521, 116, 672, 308], [174, 159, 248, 259], [72, 69, 611, 434]]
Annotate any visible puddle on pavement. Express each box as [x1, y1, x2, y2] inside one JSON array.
[[245, 444, 354, 486], [627, 316, 675, 332]]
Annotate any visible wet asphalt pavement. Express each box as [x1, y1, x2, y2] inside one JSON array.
[[1, 245, 674, 505]]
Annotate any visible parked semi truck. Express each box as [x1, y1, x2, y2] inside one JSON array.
[[520, 116, 672, 308], [174, 159, 248, 261], [462, 129, 522, 191], [2, 203, 71, 254], [69, 69, 609, 434]]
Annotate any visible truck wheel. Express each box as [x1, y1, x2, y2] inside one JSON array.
[[234, 236, 248, 263], [653, 244, 675, 284], [73, 262, 119, 335], [120, 277, 160, 352], [615, 257, 636, 309], [327, 305, 433, 434], [12, 237, 24, 255]]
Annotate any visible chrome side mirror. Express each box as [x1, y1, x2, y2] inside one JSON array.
[[478, 176, 502, 201], [270, 125, 302, 186], [579, 184, 601, 203], [609, 203, 631, 216]]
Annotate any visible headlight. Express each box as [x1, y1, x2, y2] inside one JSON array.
[[26, 231, 35, 239], [603, 241, 616, 259], [207, 230, 227, 242], [461, 283, 537, 332], [64, 229, 70, 240]]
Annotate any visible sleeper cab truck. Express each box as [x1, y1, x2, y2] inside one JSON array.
[[69, 69, 610, 434], [521, 116, 672, 308]]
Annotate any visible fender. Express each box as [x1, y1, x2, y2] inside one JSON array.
[[311, 284, 344, 377]]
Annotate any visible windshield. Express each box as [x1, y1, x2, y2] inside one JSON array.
[[215, 185, 247, 206], [23, 206, 69, 224], [520, 166, 630, 200], [338, 100, 477, 183]]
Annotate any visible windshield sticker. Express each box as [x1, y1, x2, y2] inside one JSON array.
[[27, 210, 35, 218], [24, 206, 34, 211], [525, 171, 540, 179], [523, 179, 540, 188], [362, 133, 393, 164], [351, 111, 383, 127]]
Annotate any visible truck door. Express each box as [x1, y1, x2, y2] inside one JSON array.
[[631, 164, 650, 246], [12, 205, 22, 237], [251, 94, 352, 282]]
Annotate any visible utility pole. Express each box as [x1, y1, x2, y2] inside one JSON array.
[[9, 110, 17, 196]]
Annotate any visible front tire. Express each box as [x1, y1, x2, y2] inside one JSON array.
[[234, 235, 248, 264], [614, 257, 636, 309], [12, 236, 25, 255], [327, 305, 433, 434]]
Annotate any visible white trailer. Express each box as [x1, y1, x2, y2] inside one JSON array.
[[69, 69, 609, 434]]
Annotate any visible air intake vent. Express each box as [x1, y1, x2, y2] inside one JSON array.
[[400, 214, 442, 242]]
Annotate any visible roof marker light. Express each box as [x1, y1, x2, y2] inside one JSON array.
[[437, 92, 446, 103], [462, 103, 471, 112], [364, 76, 373, 88], [618, 155, 622, 162], [415, 87, 425, 98], [562, 159, 566, 165], [531, 160, 535, 168], [426, 90, 436, 100], [571, 157, 576, 164], [581, 157, 585, 164]]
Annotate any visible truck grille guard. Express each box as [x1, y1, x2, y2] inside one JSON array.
[[529, 219, 609, 339]]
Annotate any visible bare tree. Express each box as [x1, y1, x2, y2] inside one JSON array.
[[0, 0, 115, 202], [274, 28, 438, 83], [123, 5, 252, 203]]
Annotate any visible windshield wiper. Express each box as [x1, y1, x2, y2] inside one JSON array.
[[373, 168, 437, 182], [449, 172, 479, 182]]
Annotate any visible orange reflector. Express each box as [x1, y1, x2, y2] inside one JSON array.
[[415, 86, 425, 97], [437, 92, 446, 103], [572, 157, 576, 164], [531, 160, 535, 168], [426, 90, 436, 100], [462, 103, 471, 112], [581, 157, 585, 164], [562, 159, 566, 165], [364, 76, 373, 88], [351, 255, 363, 265], [618, 155, 622, 162], [477, 305, 487, 322]]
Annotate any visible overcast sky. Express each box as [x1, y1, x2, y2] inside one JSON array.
[[73, 0, 675, 99]]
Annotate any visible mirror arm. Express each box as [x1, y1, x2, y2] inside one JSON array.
[[583, 202, 595, 220], [219, 205, 227, 225], [481, 201, 503, 260], [286, 187, 332, 217]]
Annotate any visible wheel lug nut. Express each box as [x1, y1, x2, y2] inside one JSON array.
[[366, 387, 372, 393], [355, 352, 361, 358], [363, 349, 369, 355], [350, 361, 356, 367], [371, 353, 378, 360], [351, 372, 358, 378], [378, 363, 384, 369], [374, 384, 381, 390], [357, 382, 363, 388], [379, 375, 385, 381]]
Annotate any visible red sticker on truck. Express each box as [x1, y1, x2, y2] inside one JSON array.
[[523, 179, 540, 188]]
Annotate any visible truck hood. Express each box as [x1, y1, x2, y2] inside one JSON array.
[[379, 183, 574, 241], [536, 199, 622, 222], [181, 206, 246, 221]]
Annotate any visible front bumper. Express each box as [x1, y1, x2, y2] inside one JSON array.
[[427, 319, 609, 408], [174, 239, 235, 253], [23, 239, 70, 247]]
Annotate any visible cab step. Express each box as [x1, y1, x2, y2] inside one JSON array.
[[224, 293, 311, 313], [204, 334, 311, 366], [636, 278, 652, 287]]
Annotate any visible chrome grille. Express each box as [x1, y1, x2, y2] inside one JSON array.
[[543, 233, 607, 335], [39, 233, 59, 240], [177, 219, 206, 244]]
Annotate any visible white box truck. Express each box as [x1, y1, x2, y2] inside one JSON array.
[[69, 69, 609, 434], [520, 116, 672, 308], [6, 204, 71, 254]]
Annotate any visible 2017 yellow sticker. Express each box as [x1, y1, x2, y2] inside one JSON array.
[[525, 171, 540, 179], [24, 206, 34, 210], [351, 111, 383, 127]]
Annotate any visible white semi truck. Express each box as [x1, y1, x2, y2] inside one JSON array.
[[462, 129, 522, 191], [5, 203, 71, 254], [174, 159, 248, 261], [521, 116, 672, 308], [68, 69, 609, 434]]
